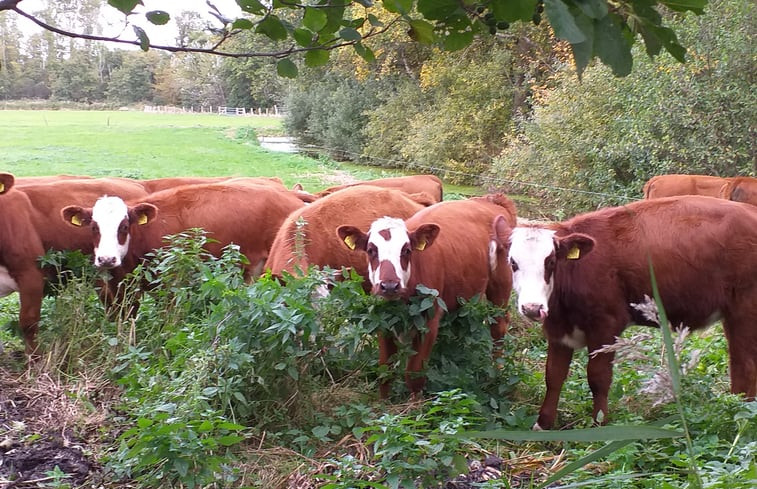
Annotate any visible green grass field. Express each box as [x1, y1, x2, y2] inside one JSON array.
[[0, 109, 477, 196]]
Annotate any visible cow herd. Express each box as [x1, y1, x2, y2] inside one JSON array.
[[1, 171, 756, 430]]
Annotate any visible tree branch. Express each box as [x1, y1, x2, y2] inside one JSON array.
[[9, 5, 397, 59]]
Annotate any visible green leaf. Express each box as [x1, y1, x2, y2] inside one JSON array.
[[277, 58, 298, 78], [232, 18, 254, 30], [312, 425, 331, 439], [570, 10, 594, 77], [132, 25, 149, 51], [544, 0, 586, 44], [197, 420, 214, 433], [661, 0, 707, 14], [491, 0, 538, 22], [367, 14, 383, 27], [408, 19, 435, 44], [462, 425, 682, 442], [305, 49, 330, 68], [354, 42, 376, 62], [355, 0, 374, 6], [417, 0, 460, 21], [145, 10, 169, 25], [218, 434, 245, 446], [136, 417, 153, 428], [383, 0, 412, 14], [173, 458, 189, 477], [236, 0, 266, 14], [256, 15, 288, 41], [303, 7, 328, 32], [293, 27, 314, 46], [108, 0, 142, 15], [574, 0, 607, 19], [339, 27, 362, 41], [594, 13, 633, 76]]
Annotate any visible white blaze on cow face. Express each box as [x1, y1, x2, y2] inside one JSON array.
[[365, 217, 413, 297], [508, 227, 557, 322], [91, 196, 131, 269]]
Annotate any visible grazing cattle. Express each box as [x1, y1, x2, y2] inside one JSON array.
[[0, 174, 149, 354], [263, 186, 433, 286], [315, 175, 444, 203], [61, 183, 307, 293], [337, 194, 517, 398], [642, 174, 730, 199], [719, 176, 757, 206], [507, 196, 757, 430]]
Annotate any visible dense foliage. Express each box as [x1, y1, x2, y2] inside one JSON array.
[[6, 232, 751, 488], [284, 0, 754, 217]]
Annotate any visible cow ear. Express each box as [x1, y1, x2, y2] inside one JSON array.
[[61, 206, 92, 227], [408, 192, 436, 206], [129, 203, 158, 226], [556, 233, 595, 261], [336, 225, 368, 251], [411, 223, 440, 251], [491, 215, 512, 251], [0, 173, 15, 194]]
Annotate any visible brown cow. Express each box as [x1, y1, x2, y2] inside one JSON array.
[[642, 174, 730, 199], [719, 176, 757, 206], [15, 175, 95, 186], [315, 175, 444, 203], [337, 194, 517, 398], [507, 196, 757, 429], [61, 182, 306, 290], [0, 174, 149, 354], [263, 186, 433, 286]]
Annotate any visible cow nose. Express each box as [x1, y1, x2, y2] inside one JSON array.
[[379, 280, 400, 295], [521, 303, 547, 321], [96, 256, 117, 268]]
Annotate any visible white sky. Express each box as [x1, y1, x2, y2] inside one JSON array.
[[13, 0, 244, 46]]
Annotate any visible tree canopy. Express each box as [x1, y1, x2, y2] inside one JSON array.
[[1, 0, 708, 77]]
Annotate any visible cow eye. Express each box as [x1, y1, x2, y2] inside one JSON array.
[[509, 258, 519, 272], [545, 256, 556, 274], [366, 245, 377, 258], [92, 223, 100, 234], [402, 246, 411, 256], [119, 222, 129, 234]]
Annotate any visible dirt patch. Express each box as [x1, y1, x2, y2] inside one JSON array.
[[0, 364, 120, 488]]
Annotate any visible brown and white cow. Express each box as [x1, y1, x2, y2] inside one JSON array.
[[337, 194, 517, 398], [61, 182, 307, 292], [0, 174, 149, 354], [642, 174, 730, 199], [719, 176, 757, 207], [315, 175, 444, 203], [507, 196, 757, 430], [263, 186, 433, 287]]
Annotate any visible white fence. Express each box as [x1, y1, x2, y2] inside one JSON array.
[[143, 105, 282, 116]]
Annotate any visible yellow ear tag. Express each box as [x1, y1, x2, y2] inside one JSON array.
[[0, 183, 4, 193], [137, 213, 149, 225], [344, 235, 356, 250], [71, 214, 82, 226], [415, 239, 427, 251], [566, 245, 580, 260]]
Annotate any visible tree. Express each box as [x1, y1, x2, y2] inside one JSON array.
[[0, 0, 708, 78]]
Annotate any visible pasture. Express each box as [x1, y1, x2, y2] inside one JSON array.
[[0, 110, 754, 488]]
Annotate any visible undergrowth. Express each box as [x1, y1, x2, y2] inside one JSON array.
[[0, 232, 753, 488]]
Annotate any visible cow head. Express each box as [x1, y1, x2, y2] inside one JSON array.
[[337, 217, 440, 299], [62, 196, 157, 269], [508, 227, 595, 322]]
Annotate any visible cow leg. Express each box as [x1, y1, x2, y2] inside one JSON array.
[[405, 307, 443, 396], [537, 340, 574, 430], [586, 348, 615, 425], [377, 332, 398, 399], [722, 317, 757, 399], [17, 270, 46, 357]]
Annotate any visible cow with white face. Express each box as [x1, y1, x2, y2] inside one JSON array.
[[77, 196, 155, 269], [62, 182, 307, 313], [507, 196, 757, 430], [338, 194, 517, 398]]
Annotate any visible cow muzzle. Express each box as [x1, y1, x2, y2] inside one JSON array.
[[374, 280, 402, 298], [95, 255, 119, 269], [521, 303, 548, 322]]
